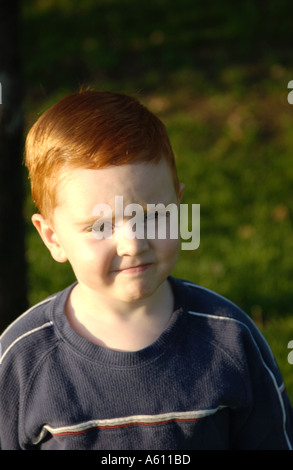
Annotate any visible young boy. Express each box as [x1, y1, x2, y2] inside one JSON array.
[[0, 90, 292, 450]]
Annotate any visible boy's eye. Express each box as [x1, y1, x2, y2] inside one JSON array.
[[92, 220, 112, 231], [96, 223, 105, 232], [144, 211, 169, 222], [144, 211, 159, 222], [91, 220, 113, 239]]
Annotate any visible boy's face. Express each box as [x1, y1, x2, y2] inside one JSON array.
[[33, 159, 183, 305]]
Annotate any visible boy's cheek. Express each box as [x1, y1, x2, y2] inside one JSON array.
[[154, 237, 180, 258]]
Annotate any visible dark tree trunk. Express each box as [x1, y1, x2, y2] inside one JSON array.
[[0, 0, 28, 333]]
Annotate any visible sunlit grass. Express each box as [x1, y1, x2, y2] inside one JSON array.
[[23, 0, 293, 400]]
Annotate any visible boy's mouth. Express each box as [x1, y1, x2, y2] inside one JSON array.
[[112, 263, 152, 274]]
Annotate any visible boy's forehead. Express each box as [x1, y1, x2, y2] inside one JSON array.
[[59, 161, 173, 193], [55, 160, 176, 211]]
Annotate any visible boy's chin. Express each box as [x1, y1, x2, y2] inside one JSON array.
[[114, 286, 155, 303], [111, 277, 163, 304]]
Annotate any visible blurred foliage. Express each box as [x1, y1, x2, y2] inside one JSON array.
[[21, 0, 293, 398]]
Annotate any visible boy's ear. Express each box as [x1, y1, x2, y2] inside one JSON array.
[[31, 214, 68, 263], [178, 183, 185, 203]]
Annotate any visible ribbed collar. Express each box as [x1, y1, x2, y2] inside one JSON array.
[[50, 277, 187, 368]]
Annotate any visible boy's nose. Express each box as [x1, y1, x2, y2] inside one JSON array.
[[115, 223, 149, 257]]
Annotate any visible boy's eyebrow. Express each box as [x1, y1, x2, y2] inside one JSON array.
[[75, 209, 145, 227], [75, 201, 176, 226], [74, 215, 112, 226]]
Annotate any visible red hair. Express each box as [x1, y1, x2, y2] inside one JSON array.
[[25, 90, 179, 219]]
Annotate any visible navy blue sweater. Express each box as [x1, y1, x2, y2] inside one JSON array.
[[1, 277, 292, 450]]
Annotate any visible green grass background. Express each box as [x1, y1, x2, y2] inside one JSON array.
[[22, 0, 293, 400]]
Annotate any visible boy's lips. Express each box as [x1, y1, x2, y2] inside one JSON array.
[[111, 263, 153, 274]]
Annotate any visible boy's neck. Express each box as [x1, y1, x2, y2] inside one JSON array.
[[65, 280, 175, 352]]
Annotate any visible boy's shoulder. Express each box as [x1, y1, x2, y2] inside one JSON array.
[[171, 276, 246, 320], [171, 276, 271, 351], [0, 285, 72, 366], [172, 276, 279, 372]]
